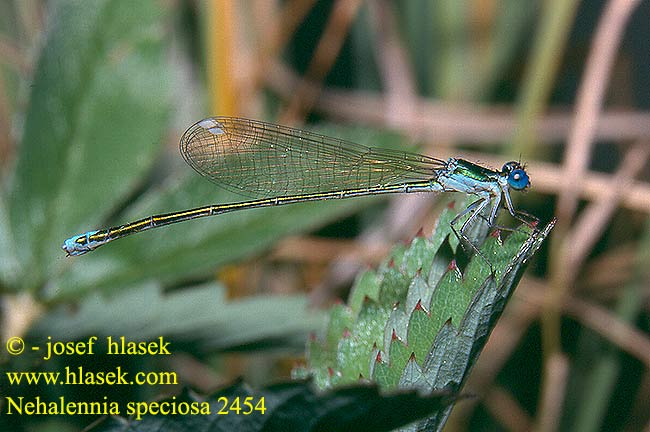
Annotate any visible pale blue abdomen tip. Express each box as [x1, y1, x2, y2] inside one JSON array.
[[61, 230, 100, 256]]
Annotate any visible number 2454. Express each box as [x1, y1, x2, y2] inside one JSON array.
[[216, 397, 266, 415]]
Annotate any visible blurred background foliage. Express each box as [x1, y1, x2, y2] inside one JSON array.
[[0, 0, 648, 430]]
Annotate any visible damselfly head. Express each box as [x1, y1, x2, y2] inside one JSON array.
[[502, 161, 530, 190]]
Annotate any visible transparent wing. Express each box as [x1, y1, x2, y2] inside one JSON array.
[[180, 117, 447, 199]]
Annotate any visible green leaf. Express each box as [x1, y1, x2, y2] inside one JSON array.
[[400, 232, 438, 276], [428, 201, 460, 255], [383, 307, 409, 352], [9, 0, 172, 289], [387, 335, 411, 379], [407, 301, 438, 366], [30, 282, 325, 352], [86, 379, 456, 432], [377, 265, 411, 306], [0, 193, 20, 288], [304, 337, 335, 388], [348, 270, 380, 314], [300, 196, 555, 430], [325, 303, 354, 349], [405, 270, 433, 315], [337, 297, 388, 381], [371, 351, 392, 388], [399, 353, 430, 391]]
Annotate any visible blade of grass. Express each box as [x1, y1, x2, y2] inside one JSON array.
[[568, 219, 650, 432]]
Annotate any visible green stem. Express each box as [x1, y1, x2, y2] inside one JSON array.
[[509, 0, 580, 157]]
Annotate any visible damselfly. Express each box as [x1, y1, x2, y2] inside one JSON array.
[[62, 117, 535, 262]]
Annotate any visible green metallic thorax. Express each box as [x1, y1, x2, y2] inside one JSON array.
[[453, 159, 500, 182]]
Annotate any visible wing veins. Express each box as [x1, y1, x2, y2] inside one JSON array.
[[180, 117, 446, 198]]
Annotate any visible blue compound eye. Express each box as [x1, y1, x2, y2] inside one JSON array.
[[508, 168, 530, 190]]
